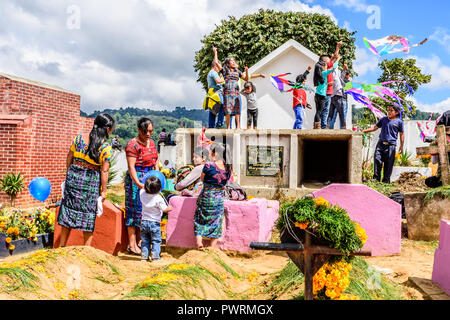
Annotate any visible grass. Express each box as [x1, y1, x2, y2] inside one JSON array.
[[424, 185, 450, 204], [106, 193, 125, 206], [0, 266, 38, 293], [124, 264, 226, 300], [363, 181, 398, 197], [263, 261, 304, 300], [208, 252, 241, 279], [93, 276, 112, 284], [97, 259, 121, 275]]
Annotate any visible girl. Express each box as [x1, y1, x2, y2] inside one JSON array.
[[124, 117, 160, 255], [139, 176, 172, 262], [292, 66, 312, 129], [194, 142, 232, 250], [175, 146, 209, 197], [240, 82, 259, 130], [222, 57, 249, 129], [57, 113, 115, 247]]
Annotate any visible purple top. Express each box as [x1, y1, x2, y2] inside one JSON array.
[[202, 162, 231, 188]]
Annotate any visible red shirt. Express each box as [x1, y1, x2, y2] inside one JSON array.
[[125, 138, 158, 168], [326, 61, 334, 95], [293, 88, 307, 108]]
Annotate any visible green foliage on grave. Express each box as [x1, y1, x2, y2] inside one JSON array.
[[194, 9, 357, 91]]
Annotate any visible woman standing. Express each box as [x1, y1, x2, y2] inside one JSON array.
[[194, 143, 232, 250], [57, 113, 115, 247], [124, 117, 159, 255], [222, 57, 249, 129]]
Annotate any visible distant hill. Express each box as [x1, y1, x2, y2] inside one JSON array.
[[81, 106, 208, 145], [352, 107, 440, 124]]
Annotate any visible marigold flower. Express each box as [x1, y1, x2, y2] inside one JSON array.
[[295, 221, 309, 229], [314, 197, 329, 208], [5, 237, 12, 244], [9, 245, 15, 250]]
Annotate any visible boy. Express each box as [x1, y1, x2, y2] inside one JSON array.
[[293, 66, 312, 129], [363, 104, 405, 183]]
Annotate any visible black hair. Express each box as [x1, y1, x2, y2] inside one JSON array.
[[144, 176, 162, 195], [223, 56, 237, 74], [87, 113, 115, 163], [210, 142, 232, 173], [313, 63, 325, 87], [244, 82, 256, 93], [391, 104, 402, 118], [138, 117, 153, 134], [194, 146, 209, 161]]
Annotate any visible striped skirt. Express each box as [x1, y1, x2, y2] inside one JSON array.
[[57, 164, 101, 233], [194, 186, 225, 239], [124, 166, 153, 228]]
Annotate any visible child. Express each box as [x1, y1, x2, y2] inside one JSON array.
[[194, 142, 232, 250], [292, 66, 312, 129], [313, 55, 340, 129], [139, 176, 172, 262], [240, 82, 259, 130], [363, 104, 405, 183]]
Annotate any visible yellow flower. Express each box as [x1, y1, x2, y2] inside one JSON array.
[[167, 264, 190, 271], [9, 245, 15, 250], [314, 197, 329, 208], [5, 237, 12, 244], [247, 272, 259, 282], [6, 227, 14, 234], [354, 222, 368, 245]]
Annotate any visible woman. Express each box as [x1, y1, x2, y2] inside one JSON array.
[[124, 117, 159, 255], [194, 143, 232, 249], [175, 146, 209, 197], [222, 57, 249, 129], [57, 113, 115, 247]]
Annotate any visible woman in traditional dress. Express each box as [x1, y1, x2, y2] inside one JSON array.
[[124, 117, 159, 255], [222, 57, 249, 129], [57, 113, 115, 247], [194, 143, 232, 249], [174, 146, 209, 197]]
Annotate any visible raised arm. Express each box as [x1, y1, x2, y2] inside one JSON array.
[[330, 41, 343, 64]]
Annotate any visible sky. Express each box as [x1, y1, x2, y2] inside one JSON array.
[[0, 0, 449, 114]]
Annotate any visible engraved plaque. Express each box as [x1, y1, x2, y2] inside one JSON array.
[[246, 145, 283, 177]]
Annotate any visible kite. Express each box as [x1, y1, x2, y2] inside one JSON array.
[[270, 73, 315, 93], [197, 126, 213, 149], [416, 114, 437, 143], [344, 80, 414, 119], [363, 36, 428, 56]]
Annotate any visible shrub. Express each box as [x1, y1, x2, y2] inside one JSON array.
[[0, 172, 25, 207]]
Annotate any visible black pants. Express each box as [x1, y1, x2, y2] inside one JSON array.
[[373, 141, 396, 183], [314, 93, 327, 123], [247, 109, 258, 128], [327, 95, 345, 128]]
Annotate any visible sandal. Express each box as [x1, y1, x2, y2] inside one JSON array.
[[127, 246, 141, 256]]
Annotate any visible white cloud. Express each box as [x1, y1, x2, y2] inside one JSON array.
[[353, 46, 379, 76], [410, 97, 450, 114], [407, 54, 450, 90], [430, 27, 450, 54], [332, 0, 370, 12], [0, 0, 337, 112]]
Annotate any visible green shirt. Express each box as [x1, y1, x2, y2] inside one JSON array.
[[316, 62, 337, 96]]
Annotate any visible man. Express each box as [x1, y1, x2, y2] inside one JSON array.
[[206, 46, 225, 128], [363, 104, 405, 183], [327, 62, 351, 129]]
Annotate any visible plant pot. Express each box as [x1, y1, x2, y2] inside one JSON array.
[[0, 233, 54, 258]]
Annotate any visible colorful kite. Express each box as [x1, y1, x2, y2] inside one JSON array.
[[270, 73, 314, 93], [363, 36, 427, 56], [416, 114, 437, 143], [344, 80, 415, 119], [197, 126, 213, 149]]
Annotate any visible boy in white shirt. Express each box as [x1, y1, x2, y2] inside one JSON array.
[[139, 176, 172, 262]]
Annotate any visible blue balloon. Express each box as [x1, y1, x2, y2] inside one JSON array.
[[29, 177, 51, 202], [141, 170, 166, 192]]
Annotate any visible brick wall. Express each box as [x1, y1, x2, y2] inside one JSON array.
[[0, 75, 94, 208]]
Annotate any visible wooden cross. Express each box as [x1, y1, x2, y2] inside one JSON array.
[[250, 231, 372, 300], [416, 125, 450, 185]]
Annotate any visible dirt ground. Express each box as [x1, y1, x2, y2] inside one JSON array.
[[0, 237, 437, 300]]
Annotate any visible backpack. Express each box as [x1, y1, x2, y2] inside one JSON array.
[[203, 87, 223, 116], [176, 165, 195, 190], [224, 181, 247, 201]]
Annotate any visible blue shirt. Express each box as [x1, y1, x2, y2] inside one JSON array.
[[207, 70, 223, 90], [376, 117, 404, 145], [316, 62, 337, 96]]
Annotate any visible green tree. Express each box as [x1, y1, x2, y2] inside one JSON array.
[[194, 9, 357, 91], [374, 58, 431, 118]]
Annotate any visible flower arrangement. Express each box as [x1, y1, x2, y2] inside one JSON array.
[[0, 208, 55, 245], [276, 196, 368, 300], [416, 154, 432, 167]]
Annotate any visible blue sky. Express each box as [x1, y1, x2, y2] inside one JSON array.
[[0, 0, 449, 114]]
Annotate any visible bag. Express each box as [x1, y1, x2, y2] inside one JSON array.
[[176, 165, 195, 190], [389, 192, 405, 219], [203, 88, 223, 116], [224, 181, 247, 201]]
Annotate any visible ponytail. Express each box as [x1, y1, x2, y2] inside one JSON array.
[[87, 113, 115, 163], [210, 142, 232, 173]]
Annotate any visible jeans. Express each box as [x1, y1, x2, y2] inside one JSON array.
[[293, 105, 304, 129], [247, 109, 258, 128], [314, 94, 327, 124], [327, 96, 346, 129], [319, 94, 332, 129], [208, 105, 224, 128], [140, 220, 162, 260], [329, 98, 348, 129], [373, 141, 397, 183]]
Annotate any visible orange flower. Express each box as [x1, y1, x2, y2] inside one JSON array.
[[13, 227, 20, 236], [5, 237, 12, 244], [6, 227, 14, 234], [295, 221, 309, 229], [314, 197, 329, 208]]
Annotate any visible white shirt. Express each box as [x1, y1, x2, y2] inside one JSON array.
[[139, 190, 168, 222]]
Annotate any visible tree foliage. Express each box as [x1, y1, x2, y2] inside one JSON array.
[[374, 58, 432, 118], [194, 9, 357, 91]]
